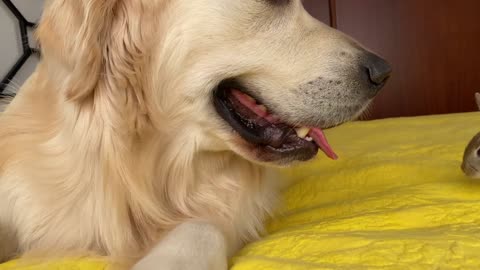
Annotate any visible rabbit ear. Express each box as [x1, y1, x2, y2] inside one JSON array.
[[476, 93, 480, 111]]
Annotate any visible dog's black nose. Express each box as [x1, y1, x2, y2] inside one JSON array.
[[363, 52, 391, 92]]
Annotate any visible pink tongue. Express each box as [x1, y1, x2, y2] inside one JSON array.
[[231, 89, 338, 160], [308, 128, 338, 160]]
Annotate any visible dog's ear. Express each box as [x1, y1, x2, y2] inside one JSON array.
[[36, 0, 120, 101], [475, 93, 480, 111], [36, 0, 156, 104]]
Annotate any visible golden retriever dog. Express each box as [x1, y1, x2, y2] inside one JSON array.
[[0, 0, 391, 269]]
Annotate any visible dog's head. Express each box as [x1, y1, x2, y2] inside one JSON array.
[[37, 0, 390, 166]]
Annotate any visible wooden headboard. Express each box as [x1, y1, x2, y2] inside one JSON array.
[[304, 0, 480, 119]]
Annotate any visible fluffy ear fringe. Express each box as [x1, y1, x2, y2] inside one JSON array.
[[36, 0, 148, 101]]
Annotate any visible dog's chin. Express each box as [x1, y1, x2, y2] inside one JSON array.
[[212, 79, 365, 165]]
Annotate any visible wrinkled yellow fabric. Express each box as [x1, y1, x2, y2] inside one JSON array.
[[232, 112, 480, 270], [2, 112, 480, 270], [0, 260, 107, 270]]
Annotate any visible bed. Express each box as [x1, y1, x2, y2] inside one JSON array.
[[2, 112, 480, 270]]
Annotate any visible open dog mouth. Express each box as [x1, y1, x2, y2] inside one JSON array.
[[213, 81, 338, 162]]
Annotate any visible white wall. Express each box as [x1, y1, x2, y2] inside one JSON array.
[[0, 0, 44, 93]]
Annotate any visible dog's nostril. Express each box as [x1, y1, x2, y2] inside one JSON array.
[[364, 53, 392, 86], [476, 148, 480, 158]]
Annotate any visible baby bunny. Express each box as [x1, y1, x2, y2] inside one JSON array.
[[461, 93, 480, 178]]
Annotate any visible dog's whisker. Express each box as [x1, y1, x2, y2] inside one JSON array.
[[358, 103, 373, 121]]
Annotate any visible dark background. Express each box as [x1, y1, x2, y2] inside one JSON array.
[[304, 0, 480, 120]]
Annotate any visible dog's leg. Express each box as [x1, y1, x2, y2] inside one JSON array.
[[132, 222, 228, 270]]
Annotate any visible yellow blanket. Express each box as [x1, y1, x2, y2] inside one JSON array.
[[2, 112, 480, 270]]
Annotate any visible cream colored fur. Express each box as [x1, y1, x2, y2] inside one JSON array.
[[0, 0, 373, 269], [0, 99, 10, 112]]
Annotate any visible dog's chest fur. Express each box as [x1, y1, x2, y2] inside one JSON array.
[[0, 116, 277, 258]]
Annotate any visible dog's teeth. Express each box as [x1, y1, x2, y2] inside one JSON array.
[[257, 105, 267, 113], [295, 127, 310, 138], [305, 136, 313, 141]]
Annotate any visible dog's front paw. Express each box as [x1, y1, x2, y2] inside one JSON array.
[[132, 257, 227, 270], [132, 222, 228, 270]]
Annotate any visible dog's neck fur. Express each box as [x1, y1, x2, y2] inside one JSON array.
[[1, 66, 275, 259]]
